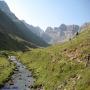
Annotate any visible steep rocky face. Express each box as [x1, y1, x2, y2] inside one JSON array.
[[46, 27, 53, 33], [67, 25, 79, 34], [44, 24, 80, 44], [59, 24, 67, 31], [45, 27, 60, 43]]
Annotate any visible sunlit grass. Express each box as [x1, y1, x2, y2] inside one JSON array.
[[20, 28, 90, 90], [0, 56, 15, 86]]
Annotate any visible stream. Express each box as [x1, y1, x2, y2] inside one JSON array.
[[1, 56, 35, 90]]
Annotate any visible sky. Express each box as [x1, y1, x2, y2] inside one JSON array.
[[4, 0, 90, 30]]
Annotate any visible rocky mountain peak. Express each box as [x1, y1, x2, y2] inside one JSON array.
[[44, 24, 80, 44], [45, 27, 53, 33], [59, 24, 67, 31]]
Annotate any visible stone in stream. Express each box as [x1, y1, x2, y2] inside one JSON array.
[[15, 68, 19, 71], [9, 80, 14, 85], [22, 66, 25, 68], [19, 77, 22, 80], [19, 74, 22, 77], [25, 84, 27, 87], [17, 65, 20, 67], [28, 86, 31, 88], [27, 75, 32, 77], [19, 71, 22, 73], [14, 71, 18, 74]]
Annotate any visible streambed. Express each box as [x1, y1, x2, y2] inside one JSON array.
[[1, 56, 34, 90]]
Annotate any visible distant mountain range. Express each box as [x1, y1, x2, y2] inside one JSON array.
[[28, 21, 90, 44], [44, 24, 80, 43], [23, 21, 80, 44], [0, 1, 89, 51]]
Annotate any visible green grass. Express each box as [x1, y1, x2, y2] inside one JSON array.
[[0, 56, 15, 87], [20, 28, 90, 90]]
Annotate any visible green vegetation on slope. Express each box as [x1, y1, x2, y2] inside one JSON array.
[[20, 27, 90, 90], [0, 55, 15, 87], [0, 31, 38, 51], [0, 9, 48, 51]]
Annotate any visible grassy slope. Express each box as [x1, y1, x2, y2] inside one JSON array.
[[0, 9, 48, 48], [20, 28, 90, 90], [0, 31, 38, 51], [0, 56, 15, 87]]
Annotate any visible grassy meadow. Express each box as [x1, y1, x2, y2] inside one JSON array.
[[20, 27, 90, 90]]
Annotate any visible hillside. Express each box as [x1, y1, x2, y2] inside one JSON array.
[[0, 30, 38, 51], [20, 26, 90, 90], [0, 9, 48, 50], [0, 9, 37, 50], [0, 1, 48, 50]]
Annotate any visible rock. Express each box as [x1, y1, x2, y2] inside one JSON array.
[[17, 65, 20, 67], [28, 86, 31, 88], [15, 68, 18, 71], [63, 49, 67, 51], [77, 75, 81, 80], [63, 80, 67, 86], [27, 75, 31, 77], [57, 84, 63, 89], [9, 80, 14, 85], [19, 77, 22, 80], [19, 74, 22, 76]]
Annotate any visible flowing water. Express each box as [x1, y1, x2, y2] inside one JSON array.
[[1, 56, 35, 90]]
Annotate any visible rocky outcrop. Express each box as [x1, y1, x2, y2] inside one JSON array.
[[44, 24, 80, 44]]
